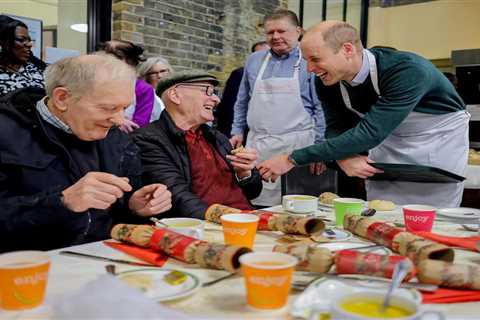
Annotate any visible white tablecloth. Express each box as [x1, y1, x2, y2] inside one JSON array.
[[2, 206, 480, 319]]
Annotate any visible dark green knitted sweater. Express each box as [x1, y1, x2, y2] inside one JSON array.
[[291, 48, 465, 164]]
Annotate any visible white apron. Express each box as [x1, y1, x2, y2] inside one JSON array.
[[340, 50, 470, 207], [246, 49, 315, 206]]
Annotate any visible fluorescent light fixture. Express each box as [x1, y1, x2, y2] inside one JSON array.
[[70, 23, 88, 33]]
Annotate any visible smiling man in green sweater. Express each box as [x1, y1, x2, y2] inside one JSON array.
[[258, 21, 469, 207]]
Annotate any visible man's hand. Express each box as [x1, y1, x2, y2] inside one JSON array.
[[229, 134, 243, 148], [337, 155, 383, 179], [257, 154, 295, 183], [128, 184, 172, 217], [119, 118, 139, 133], [309, 162, 327, 175], [226, 148, 258, 179], [62, 172, 132, 212]]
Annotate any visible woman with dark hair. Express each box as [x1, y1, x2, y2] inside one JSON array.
[[101, 40, 156, 132], [0, 15, 44, 97]]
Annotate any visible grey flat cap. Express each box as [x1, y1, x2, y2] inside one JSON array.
[[156, 70, 219, 96]]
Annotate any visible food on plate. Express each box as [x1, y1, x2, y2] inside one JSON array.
[[340, 299, 413, 318], [368, 199, 395, 211], [231, 146, 245, 155], [319, 192, 338, 205], [164, 270, 188, 285], [120, 273, 153, 292], [468, 149, 480, 165]]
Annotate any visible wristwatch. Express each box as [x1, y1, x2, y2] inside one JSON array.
[[287, 153, 298, 167]]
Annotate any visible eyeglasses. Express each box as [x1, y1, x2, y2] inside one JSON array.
[[175, 84, 218, 96], [146, 69, 170, 77], [15, 37, 34, 45]]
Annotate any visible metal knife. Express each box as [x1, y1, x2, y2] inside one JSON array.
[[59, 250, 155, 267]]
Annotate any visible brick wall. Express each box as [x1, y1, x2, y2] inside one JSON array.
[[112, 0, 288, 85]]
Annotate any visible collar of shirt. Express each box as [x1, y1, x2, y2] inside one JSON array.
[[36, 97, 73, 134], [270, 46, 299, 60], [350, 49, 370, 87], [184, 128, 202, 142]]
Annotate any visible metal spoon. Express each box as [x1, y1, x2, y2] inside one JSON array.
[[150, 217, 168, 227], [381, 260, 413, 313]]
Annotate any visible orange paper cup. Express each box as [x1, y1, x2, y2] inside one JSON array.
[[0, 251, 50, 310], [221, 213, 259, 249], [239, 252, 298, 310]]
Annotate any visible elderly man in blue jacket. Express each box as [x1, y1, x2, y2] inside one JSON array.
[[0, 54, 172, 252]]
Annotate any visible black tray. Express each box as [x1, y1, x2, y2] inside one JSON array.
[[368, 163, 465, 183]]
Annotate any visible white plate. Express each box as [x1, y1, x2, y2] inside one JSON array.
[[322, 228, 352, 241], [316, 241, 392, 254], [291, 276, 420, 319], [118, 268, 200, 302], [318, 201, 333, 209], [437, 207, 480, 221]]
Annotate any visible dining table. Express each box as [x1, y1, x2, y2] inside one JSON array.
[[2, 204, 480, 319]]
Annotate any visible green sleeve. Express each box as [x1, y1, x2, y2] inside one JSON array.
[[291, 63, 432, 165]]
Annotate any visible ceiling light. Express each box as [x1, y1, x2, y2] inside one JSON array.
[[70, 23, 88, 33]]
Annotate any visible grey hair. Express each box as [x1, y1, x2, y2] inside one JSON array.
[[137, 56, 173, 79], [322, 22, 363, 53], [44, 53, 136, 99]]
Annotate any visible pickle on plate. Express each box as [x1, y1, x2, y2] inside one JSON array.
[[164, 270, 188, 285]]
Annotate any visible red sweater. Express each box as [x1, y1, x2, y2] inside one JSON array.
[[184, 129, 252, 210]]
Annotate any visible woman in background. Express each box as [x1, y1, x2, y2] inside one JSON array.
[[137, 57, 174, 122], [101, 40, 155, 132], [0, 15, 44, 97]]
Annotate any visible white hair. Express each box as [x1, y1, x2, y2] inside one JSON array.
[[44, 53, 136, 99], [137, 56, 173, 79]]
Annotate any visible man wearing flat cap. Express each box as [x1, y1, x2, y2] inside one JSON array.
[[132, 71, 262, 218]]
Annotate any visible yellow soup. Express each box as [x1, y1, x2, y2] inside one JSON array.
[[289, 196, 315, 201], [340, 300, 413, 318], [166, 221, 200, 228]]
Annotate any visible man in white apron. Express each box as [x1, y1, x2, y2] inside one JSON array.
[[258, 21, 469, 208], [230, 9, 325, 206]]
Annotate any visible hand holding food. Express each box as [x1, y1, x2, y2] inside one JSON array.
[[226, 147, 257, 179], [231, 145, 245, 155]]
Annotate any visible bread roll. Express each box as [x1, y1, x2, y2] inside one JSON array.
[[368, 199, 395, 211], [468, 150, 480, 165], [319, 192, 338, 205]]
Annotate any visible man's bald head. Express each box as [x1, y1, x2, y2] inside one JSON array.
[[303, 20, 363, 53]]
